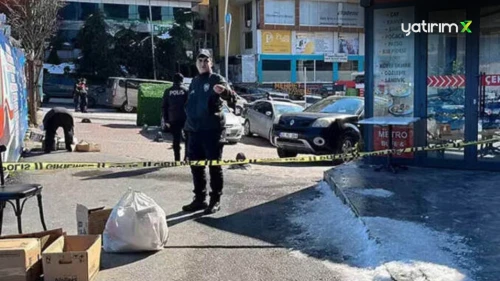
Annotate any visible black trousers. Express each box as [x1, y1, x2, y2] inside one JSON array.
[[79, 93, 88, 112], [187, 130, 224, 201], [43, 113, 74, 152], [44, 125, 74, 152], [74, 94, 79, 111], [170, 121, 186, 161]]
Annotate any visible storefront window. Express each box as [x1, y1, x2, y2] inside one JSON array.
[[316, 61, 333, 82], [264, 0, 294, 25], [338, 61, 359, 80], [297, 60, 315, 82], [373, 7, 415, 117], [426, 10, 466, 160], [372, 7, 415, 156], [478, 6, 500, 163], [295, 60, 334, 82], [262, 60, 291, 82]]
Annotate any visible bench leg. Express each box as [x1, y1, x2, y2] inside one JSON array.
[[15, 199, 22, 234], [37, 194, 47, 231], [0, 201, 4, 236]]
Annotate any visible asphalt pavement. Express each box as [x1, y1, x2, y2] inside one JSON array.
[[1, 106, 342, 281]]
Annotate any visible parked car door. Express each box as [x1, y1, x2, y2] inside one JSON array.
[[245, 101, 263, 134], [254, 101, 273, 137], [260, 102, 275, 138]]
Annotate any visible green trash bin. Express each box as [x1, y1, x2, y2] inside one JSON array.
[[346, 88, 358, 96], [136, 82, 172, 126]]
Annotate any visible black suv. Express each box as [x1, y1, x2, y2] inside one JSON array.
[[272, 96, 364, 158]]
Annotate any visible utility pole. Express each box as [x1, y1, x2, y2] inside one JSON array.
[[149, 0, 157, 80], [224, 0, 231, 81]]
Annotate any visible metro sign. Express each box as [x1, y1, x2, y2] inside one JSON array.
[[427, 75, 465, 88], [481, 74, 500, 86]]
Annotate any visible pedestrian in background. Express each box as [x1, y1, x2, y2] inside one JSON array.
[[74, 78, 88, 113], [162, 73, 189, 161], [182, 49, 235, 215]]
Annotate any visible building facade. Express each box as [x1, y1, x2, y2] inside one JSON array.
[[210, 0, 365, 85], [362, 0, 500, 170], [54, 0, 198, 61]]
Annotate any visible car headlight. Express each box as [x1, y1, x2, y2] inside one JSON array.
[[311, 118, 331, 128]]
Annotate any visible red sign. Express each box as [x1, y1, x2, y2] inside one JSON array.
[[427, 75, 465, 88], [373, 125, 414, 158], [481, 74, 500, 86]]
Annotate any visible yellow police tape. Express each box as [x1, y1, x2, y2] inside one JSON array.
[[4, 138, 500, 172]]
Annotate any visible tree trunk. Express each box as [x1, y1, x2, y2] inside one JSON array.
[[26, 60, 38, 126]]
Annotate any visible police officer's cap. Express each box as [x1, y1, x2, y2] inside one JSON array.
[[197, 49, 212, 59], [174, 73, 184, 83]]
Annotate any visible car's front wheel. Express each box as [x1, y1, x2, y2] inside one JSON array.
[[121, 102, 135, 113], [243, 120, 252, 136], [277, 148, 298, 158], [339, 133, 357, 154]]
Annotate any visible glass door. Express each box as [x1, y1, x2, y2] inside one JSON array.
[[477, 6, 500, 163], [426, 10, 467, 160]]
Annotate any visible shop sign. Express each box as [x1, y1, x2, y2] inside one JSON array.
[[261, 30, 291, 53], [373, 125, 414, 158], [482, 74, 500, 86], [324, 53, 348, 62]]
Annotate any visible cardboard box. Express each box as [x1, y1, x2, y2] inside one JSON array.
[[75, 142, 100, 152], [0, 238, 41, 281], [42, 235, 102, 281], [0, 228, 65, 251], [76, 204, 112, 235], [0, 229, 64, 281]]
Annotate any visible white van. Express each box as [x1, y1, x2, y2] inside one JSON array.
[[106, 77, 172, 112]]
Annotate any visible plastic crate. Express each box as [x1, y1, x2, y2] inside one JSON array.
[[136, 82, 172, 126]]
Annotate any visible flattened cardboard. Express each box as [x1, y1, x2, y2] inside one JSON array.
[[42, 235, 101, 281], [0, 238, 41, 281], [76, 204, 112, 235]]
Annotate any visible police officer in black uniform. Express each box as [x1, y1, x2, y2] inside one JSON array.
[[42, 107, 75, 153], [182, 50, 235, 215], [162, 73, 189, 161]]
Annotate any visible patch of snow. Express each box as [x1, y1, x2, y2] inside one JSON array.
[[287, 181, 476, 281], [352, 188, 394, 198]]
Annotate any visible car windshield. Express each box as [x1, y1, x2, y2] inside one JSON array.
[[274, 104, 303, 115], [304, 97, 362, 114]]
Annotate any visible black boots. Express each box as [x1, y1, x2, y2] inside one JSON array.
[[204, 198, 220, 214], [182, 198, 208, 212], [182, 195, 221, 214]]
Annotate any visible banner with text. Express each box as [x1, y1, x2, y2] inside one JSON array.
[[261, 30, 292, 54]]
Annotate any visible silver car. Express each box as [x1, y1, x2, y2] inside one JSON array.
[[222, 104, 244, 144], [243, 100, 303, 144]]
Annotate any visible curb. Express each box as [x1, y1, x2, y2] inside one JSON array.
[[323, 166, 380, 244]]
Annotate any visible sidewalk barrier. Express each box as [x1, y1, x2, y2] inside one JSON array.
[[5, 138, 500, 172]]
